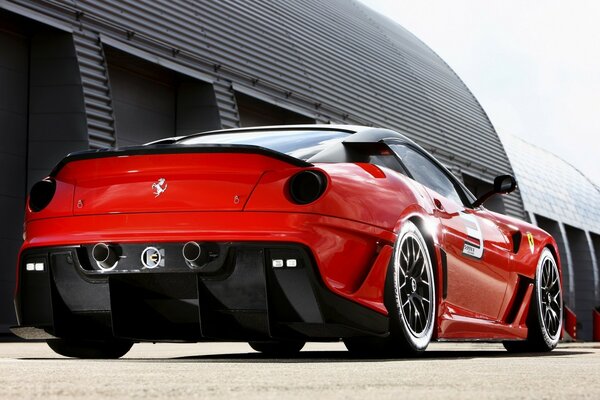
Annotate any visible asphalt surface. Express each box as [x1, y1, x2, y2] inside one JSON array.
[[0, 341, 599, 399]]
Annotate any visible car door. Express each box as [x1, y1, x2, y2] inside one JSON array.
[[389, 143, 509, 320]]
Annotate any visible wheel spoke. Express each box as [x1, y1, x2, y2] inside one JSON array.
[[398, 257, 407, 277], [412, 295, 423, 316], [406, 239, 415, 276], [410, 298, 421, 330], [414, 293, 430, 304], [552, 268, 557, 289], [402, 245, 409, 266], [542, 263, 550, 288], [407, 300, 414, 326], [551, 292, 561, 309], [413, 247, 423, 276], [547, 314, 554, 333], [545, 309, 552, 330], [549, 309, 559, 334], [415, 295, 429, 330]]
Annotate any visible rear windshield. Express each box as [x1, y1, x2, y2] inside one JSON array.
[[178, 129, 350, 161]]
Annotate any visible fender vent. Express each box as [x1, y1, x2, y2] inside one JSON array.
[[505, 275, 533, 324], [440, 249, 448, 299], [511, 231, 522, 254]]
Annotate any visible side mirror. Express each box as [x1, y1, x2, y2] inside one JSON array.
[[493, 174, 517, 194], [472, 175, 517, 208]]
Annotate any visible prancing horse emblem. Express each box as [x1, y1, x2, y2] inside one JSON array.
[[152, 178, 168, 197]]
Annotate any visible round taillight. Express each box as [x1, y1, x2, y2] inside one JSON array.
[[29, 178, 56, 212], [289, 170, 327, 205]]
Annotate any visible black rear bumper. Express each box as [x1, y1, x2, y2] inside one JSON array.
[[14, 243, 388, 342]]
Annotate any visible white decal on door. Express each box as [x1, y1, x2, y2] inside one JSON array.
[[460, 212, 484, 259]]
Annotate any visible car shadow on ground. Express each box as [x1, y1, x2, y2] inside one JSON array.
[[18, 349, 589, 362], [122, 348, 589, 363]]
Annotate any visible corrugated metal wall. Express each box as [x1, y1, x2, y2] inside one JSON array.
[[72, 30, 116, 148], [3, 0, 525, 218]]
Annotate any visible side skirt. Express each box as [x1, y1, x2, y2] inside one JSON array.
[[436, 289, 533, 341]]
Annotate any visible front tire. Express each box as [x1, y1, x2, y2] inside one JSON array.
[[385, 220, 436, 355], [504, 248, 562, 352], [47, 338, 133, 359]]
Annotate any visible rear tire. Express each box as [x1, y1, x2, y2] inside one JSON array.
[[47, 339, 133, 359], [384, 220, 436, 356], [248, 341, 305, 356], [504, 248, 562, 353]]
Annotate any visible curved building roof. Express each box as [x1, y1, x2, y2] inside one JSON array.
[[29, 0, 524, 217], [502, 134, 600, 234]]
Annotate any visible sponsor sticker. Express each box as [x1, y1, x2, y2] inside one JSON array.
[[462, 242, 481, 258], [460, 212, 484, 259]]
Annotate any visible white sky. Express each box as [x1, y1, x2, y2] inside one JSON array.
[[360, 0, 600, 186]]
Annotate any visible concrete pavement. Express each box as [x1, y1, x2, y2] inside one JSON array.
[[0, 341, 599, 399]]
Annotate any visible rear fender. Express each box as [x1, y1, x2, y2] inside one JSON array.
[[246, 162, 427, 231]]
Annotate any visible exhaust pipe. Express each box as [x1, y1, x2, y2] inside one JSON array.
[[92, 243, 119, 271], [182, 241, 208, 269]]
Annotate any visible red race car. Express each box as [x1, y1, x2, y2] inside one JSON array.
[[13, 125, 563, 358]]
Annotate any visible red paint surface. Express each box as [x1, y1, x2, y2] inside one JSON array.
[[19, 151, 562, 340], [564, 305, 577, 340], [593, 308, 600, 342]]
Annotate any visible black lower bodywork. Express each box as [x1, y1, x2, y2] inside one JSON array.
[[13, 243, 388, 343]]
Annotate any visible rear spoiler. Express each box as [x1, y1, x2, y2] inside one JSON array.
[[49, 144, 312, 177]]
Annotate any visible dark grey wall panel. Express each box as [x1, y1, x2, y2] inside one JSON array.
[[0, 15, 89, 329], [106, 47, 221, 145], [566, 225, 596, 340], [107, 49, 176, 146], [536, 215, 575, 310], [236, 93, 315, 127], [27, 30, 89, 187], [0, 24, 28, 331], [592, 233, 600, 307], [176, 79, 221, 136]]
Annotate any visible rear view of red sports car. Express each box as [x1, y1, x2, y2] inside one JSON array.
[[13, 125, 563, 358]]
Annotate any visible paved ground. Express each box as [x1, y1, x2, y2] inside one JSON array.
[[0, 341, 599, 399]]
